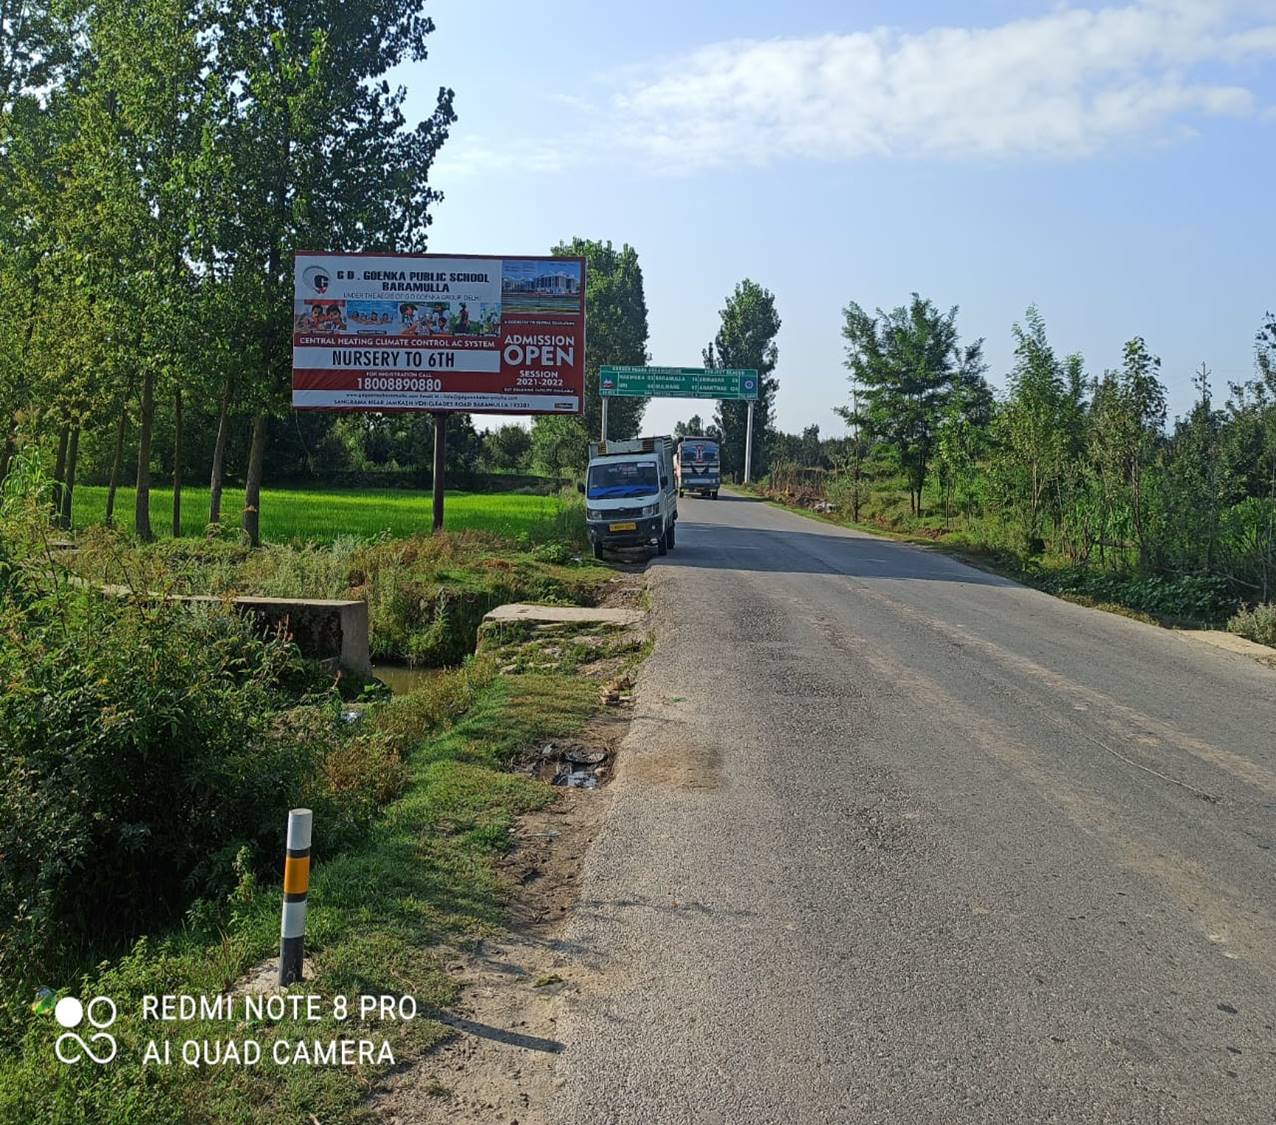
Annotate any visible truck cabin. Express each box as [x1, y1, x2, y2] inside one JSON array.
[[586, 458, 661, 500], [678, 438, 719, 465]]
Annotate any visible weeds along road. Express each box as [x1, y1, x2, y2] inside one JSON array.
[[549, 492, 1276, 1125]]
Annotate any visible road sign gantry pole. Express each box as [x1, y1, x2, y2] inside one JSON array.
[[743, 400, 755, 484]]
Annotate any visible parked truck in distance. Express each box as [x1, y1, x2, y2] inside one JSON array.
[[675, 436, 721, 499], [581, 437, 678, 560]]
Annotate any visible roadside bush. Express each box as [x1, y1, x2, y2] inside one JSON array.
[[366, 654, 497, 752], [351, 533, 594, 665], [550, 485, 587, 546], [1, 461, 369, 1024], [72, 524, 362, 600], [295, 704, 410, 844], [1228, 603, 1276, 647], [67, 526, 606, 666], [0, 593, 331, 998], [531, 540, 574, 565], [1037, 567, 1238, 623]]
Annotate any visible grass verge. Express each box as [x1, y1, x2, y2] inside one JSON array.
[[0, 653, 609, 1123], [740, 486, 1235, 631]]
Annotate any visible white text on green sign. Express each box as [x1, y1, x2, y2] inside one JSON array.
[[599, 366, 759, 400]]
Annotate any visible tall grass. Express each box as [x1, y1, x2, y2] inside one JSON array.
[[70, 485, 578, 544], [67, 524, 607, 666], [1228, 603, 1276, 647], [63, 485, 593, 666]]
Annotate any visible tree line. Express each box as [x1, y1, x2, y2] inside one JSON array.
[[1, 0, 455, 542], [766, 295, 1276, 610]]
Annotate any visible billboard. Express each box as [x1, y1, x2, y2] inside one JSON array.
[[292, 252, 586, 414]]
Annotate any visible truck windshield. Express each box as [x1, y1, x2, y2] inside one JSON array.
[[587, 461, 660, 499], [683, 442, 719, 462]]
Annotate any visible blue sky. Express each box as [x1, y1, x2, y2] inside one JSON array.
[[400, 0, 1276, 437]]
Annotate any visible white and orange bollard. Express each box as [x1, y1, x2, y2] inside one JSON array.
[[279, 808, 312, 986]]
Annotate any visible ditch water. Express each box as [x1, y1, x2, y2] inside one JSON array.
[[370, 663, 446, 695]]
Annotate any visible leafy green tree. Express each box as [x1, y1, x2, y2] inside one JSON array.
[[769, 430, 802, 466], [531, 416, 589, 478], [799, 423, 823, 467], [674, 414, 705, 439], [78, 0, 212, 539], [279, 410, 479, 479], [0, 4, 73, 484], [1228, 312, 1276, 504], [1218, 314, 1276, 598], [1046, 352, 1100, 562], [0, 4, 89, 495], [841, 293, 986, 515], [215, 0, 456, 543], [936, 373, 988, 527], [436, 414, 482, 476], [1087, 338, 1167, 567], [771, 424, 824, 469], [992, 308, 1075, 551], [1162, 365, 1236, 574], [482, 424, 533, 473], [704, 279, 781, 479], [551, 238, 650, 441]]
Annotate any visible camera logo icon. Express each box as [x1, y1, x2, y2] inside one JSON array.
[[54, 996, 118, 1065]]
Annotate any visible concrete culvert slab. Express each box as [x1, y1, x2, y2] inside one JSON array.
[[482, 603, 644, 628]]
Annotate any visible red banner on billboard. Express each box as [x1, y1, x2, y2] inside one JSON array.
[[292, 252, 586, 414]]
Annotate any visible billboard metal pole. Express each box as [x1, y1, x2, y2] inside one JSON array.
[[743, 400, 755, 484], [432, 413, 446, 532], [600, 396, 608, 443]]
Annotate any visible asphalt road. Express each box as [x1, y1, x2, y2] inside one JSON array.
[[549, 492, 1276, 1124]]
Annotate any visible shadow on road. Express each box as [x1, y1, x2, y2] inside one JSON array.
[[663, 522, 1016, 586], [435, 1013, 564, 1054]]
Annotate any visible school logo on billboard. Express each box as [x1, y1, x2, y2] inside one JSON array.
[[302, 266, 330, 295]]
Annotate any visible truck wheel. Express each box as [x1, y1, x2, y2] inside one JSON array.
[[712, 490, 719, 499], [678, 489, 684, 498], [666, 522, 676, 550], [656, 531, 668, 557], [593, 541, 604, 560]]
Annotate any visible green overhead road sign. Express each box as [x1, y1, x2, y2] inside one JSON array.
[[596, 364, 762, 483], [599, 366, 759, 400]]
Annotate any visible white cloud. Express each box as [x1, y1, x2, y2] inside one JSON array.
[[438, 1, 1276, 177], [603, 1, 1276, 168]]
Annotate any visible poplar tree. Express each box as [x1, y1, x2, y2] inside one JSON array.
[[214, 0, 455, 544], [705, 279, 781, 480], [994, 307, 1075, 551]]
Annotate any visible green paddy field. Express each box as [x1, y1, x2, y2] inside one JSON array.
[[70, 484, 580, 543]]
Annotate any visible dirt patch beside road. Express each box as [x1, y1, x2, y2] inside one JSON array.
[[370, 573, 645, 1125], [371, 792, 614, 1125]]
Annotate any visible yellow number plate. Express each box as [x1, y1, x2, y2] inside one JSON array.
[[608, 521, 637, 532]]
